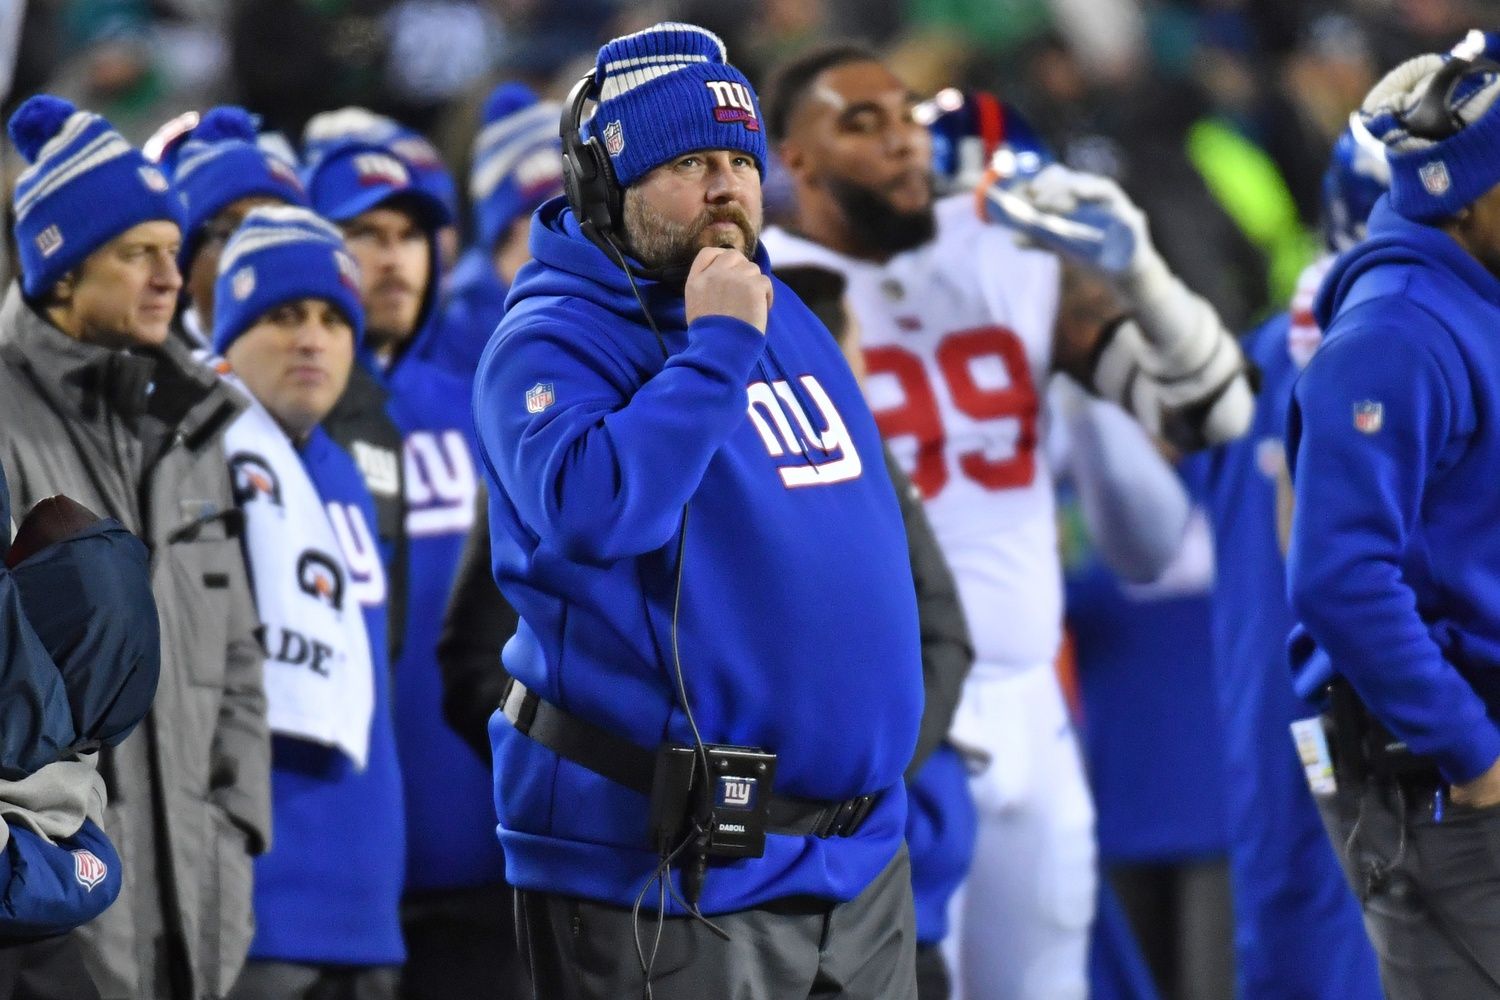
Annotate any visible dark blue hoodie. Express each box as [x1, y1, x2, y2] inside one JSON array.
[[473, 196, 923, 913], [1288, 195, 1500, 785]]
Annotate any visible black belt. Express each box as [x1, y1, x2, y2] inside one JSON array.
[[499, 678, 879, 839]]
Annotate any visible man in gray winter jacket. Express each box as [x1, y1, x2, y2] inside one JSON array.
[[0, 95, 269, 1000]]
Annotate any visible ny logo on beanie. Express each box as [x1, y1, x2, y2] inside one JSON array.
[[705, 81, 760, 131]]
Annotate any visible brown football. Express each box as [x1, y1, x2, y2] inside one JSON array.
[[6, 495, 103, 569]]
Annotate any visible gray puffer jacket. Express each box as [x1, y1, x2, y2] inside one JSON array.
[[0, 285, 269, 1000]]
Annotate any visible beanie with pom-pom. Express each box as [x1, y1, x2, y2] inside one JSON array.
[[168, 105, 308, 271], [9, 95, 183, 300], [469, 82, 562, 250]]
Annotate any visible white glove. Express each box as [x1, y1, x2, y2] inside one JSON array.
[[1005, 163, 1166, 289]]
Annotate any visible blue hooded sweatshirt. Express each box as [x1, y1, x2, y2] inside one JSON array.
[[434, 245, 511, 381], [1288, 195, 1500, 786], [248, 428, 406, 965], [473, 196, 923, 914], [1183, 314, 1381, 1000], [366, 218, 502, 894]]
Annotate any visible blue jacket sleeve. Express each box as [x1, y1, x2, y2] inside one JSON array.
[[474, 312, 767, 564], [0, 819, 121, 939], [1286, 314, 1500, 784]]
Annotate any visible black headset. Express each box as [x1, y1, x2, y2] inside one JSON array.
[[1402, 49, 1500, 140], [561, 73, 624, 248], [560, 72, 695, 289]]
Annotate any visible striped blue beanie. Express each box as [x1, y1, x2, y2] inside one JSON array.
[[8, 95, 183, 300], [583, 22, 767, 189], [471, 83, 563, 250], [302, 108, 459, 222], [212, 205, 364, 356], [1361, 30, 1500, 222], [168, 106, 308, 269]]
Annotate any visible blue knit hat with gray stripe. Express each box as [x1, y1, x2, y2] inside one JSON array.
[[583, 22, 767, 189], [167, 106, 308, 269], [8, 95, 183, 299], [212, 205, 364, 356], [1360, 30, 1500, 222], [471, 83, 563, 250]]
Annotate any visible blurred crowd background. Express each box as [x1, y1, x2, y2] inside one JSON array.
[[0, 0, 1490, 332]]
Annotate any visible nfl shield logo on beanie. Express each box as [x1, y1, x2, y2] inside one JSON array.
[[1419, 160, 1452, 196], [604, 121, 625, 156]]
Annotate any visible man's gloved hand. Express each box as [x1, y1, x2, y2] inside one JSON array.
[[7, 496, 102, 569]]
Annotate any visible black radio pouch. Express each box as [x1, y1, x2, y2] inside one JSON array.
[[648, 744, 777, 861]]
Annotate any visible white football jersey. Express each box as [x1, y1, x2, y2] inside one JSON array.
[[764, 195, 1064, 672]]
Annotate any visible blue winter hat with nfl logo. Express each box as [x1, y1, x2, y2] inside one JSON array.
[[8, 95, 184, 300], [583, 22, 767, 189], [212, 205, 365, 357]]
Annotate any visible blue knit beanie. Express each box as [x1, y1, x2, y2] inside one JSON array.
[[1361, 30, 1500, 222], [212, 205, 364, 356], [583, 22, 767, 189], [168, 106, 308, 269], [471, 82, 563, 250], [302, 108, 459, 222], [9, 95, 184, 300], [304, 139, 452, 231]]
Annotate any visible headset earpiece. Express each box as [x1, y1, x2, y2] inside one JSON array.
[[1402, 54, 1500, 141], [560, 74, 623, 240]]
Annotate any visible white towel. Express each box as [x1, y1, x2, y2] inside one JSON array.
[[225, 392, 374, 768]]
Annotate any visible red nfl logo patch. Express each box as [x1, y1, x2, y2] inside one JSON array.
[[1353, 400, 1384, 434], [525, 382, 555, 414], [72, 849, 107, 891]]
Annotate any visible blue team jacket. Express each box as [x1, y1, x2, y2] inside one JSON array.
[[1059, 488, 1227, 864], [473, 197, 923, 914], [365, 227, 506, 894], [248, 429, 406, 965], [1185, 315, 1381, 1000], [1289, 196, 1500, 785]]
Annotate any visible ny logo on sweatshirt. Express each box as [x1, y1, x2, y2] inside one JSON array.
[[746, 375, 862, 488], [404, 430, 477, 537], [325, 502, 387, 608]]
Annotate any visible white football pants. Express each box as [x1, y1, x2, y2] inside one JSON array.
[[943, 663, 1097, 1000]]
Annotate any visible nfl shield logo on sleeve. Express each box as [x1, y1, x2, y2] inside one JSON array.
[[525, 382, 556, 414], [1420, 160, 1452, 196], [72, 849, 107, 891], [1353, 400, 1384, 434]]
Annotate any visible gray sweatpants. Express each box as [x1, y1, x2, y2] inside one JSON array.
[[517, 845, 917, 1000], [1318, 779, 1500, 999]]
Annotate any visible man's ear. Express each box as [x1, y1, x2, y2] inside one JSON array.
[[49, 270, 77, 308], [777, 139, 810, 185]]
